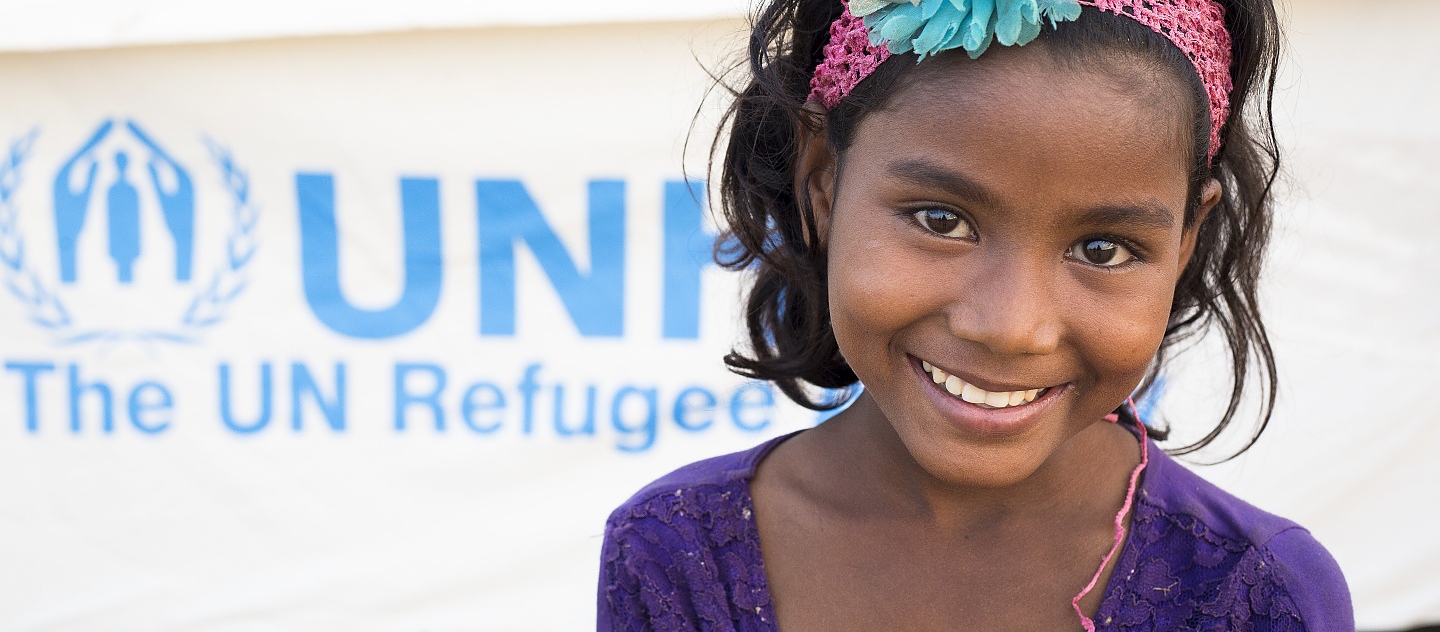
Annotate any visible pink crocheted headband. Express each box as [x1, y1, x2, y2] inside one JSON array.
[[809, 0, 1234, 162]]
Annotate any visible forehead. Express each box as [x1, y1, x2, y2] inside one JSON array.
[[846, 45, 1193, 213]]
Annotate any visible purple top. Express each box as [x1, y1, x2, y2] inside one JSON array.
[[598, 430, 1354, 631]]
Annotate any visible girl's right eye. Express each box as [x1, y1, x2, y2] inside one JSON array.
[[912, 208, 974, 240]]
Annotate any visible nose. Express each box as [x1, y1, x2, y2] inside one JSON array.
[[944, 248, 1062, 357]]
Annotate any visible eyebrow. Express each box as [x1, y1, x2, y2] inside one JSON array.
[[884, 159, 1001, 208], [1076, 203, 1176, 231], [885, 158, 1177, 230]]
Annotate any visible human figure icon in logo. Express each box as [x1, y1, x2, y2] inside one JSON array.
[[53, 119, 113, 283], [107, 151, 142, 284], [127, 120, 194, 282]]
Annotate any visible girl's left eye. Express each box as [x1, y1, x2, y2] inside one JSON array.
[[1068, 238, 1136, 267], [912, 209, 974, 239]]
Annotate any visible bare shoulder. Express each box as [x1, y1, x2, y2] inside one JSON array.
[[749, 415, 860, 526]]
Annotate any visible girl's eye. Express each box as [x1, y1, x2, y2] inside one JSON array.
[[1068, 238, 1136, 267], [912, 209, 974, 239]]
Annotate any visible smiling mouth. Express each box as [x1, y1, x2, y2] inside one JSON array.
[[919, 359, 1052, 410]]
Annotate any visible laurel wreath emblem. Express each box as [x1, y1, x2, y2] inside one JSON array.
[[0, 128, 260, 345], [0, 130, 71, 331]]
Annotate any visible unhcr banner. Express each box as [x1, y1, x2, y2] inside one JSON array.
[[3, 5, 1440, 632], [0, 20, 818, 630]]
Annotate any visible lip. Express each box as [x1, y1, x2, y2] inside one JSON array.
[[908, 355, 1069, 438]]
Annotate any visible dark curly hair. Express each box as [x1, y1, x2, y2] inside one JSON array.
[[708, 0, 1282, 459]]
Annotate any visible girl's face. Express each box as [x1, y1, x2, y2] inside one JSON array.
[[809, 44, 1216, 487]]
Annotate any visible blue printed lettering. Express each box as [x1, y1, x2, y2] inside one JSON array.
[[4, 362, 54, 433], [553, 384, 598, 437], [517, 363, 542, 435], [460, 383, 505, 433], [612, 385, 659, 452], [291, 362, 345, 432], [663, 180, 714, 339], [297, 173, 443, 339], [68, 364, 113, 433], [127, 381, 172, 434], [219, 363, 273, 433], [730, 382, 774, 432], [476, 180, 625, 337], [672, 386, 717, 432], [394, 362, 446, 431]]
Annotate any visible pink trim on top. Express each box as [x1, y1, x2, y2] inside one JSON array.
[[806, 0, 1234, 162], [1075, 398, 1150, 631]]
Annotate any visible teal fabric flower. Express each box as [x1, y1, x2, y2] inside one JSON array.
[[857, 0, 1082, 60]]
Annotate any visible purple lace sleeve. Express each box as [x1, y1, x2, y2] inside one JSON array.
[[598, 478, 776, 632], [1266, 527, 1356, 632], [1092, 447, 1355, 632], [1094, 503, 1304, 630]]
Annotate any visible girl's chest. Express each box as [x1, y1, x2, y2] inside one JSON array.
[[755, 519, 1123, 632]]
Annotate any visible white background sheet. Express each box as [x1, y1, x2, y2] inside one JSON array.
[[0, 0, 1434, 629]]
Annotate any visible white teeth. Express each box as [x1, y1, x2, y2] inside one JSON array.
[[944, 375, 964, 396], [960, 383, 987, 404], [921, 359, 1046, 409]]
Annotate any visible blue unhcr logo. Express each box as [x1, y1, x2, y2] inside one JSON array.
[[0, 119, 259, 344], [56, 120, 195, 284]]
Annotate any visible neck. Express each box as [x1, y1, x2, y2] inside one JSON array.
[[827, 391, 1140, 533]]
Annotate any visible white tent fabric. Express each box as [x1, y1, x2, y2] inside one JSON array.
[[0, 1, 1435, 630], [1178, 1, 1440, 627], [0, 0, 750, 51]]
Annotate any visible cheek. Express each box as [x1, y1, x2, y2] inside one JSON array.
[[826, 220, 933, 356], [1067, 274, 1174, 386]]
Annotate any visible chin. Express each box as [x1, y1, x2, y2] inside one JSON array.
[[901, 428, 1065, 489]]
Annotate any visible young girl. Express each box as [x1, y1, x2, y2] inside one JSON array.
[[599, 0, 1353, 629]]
